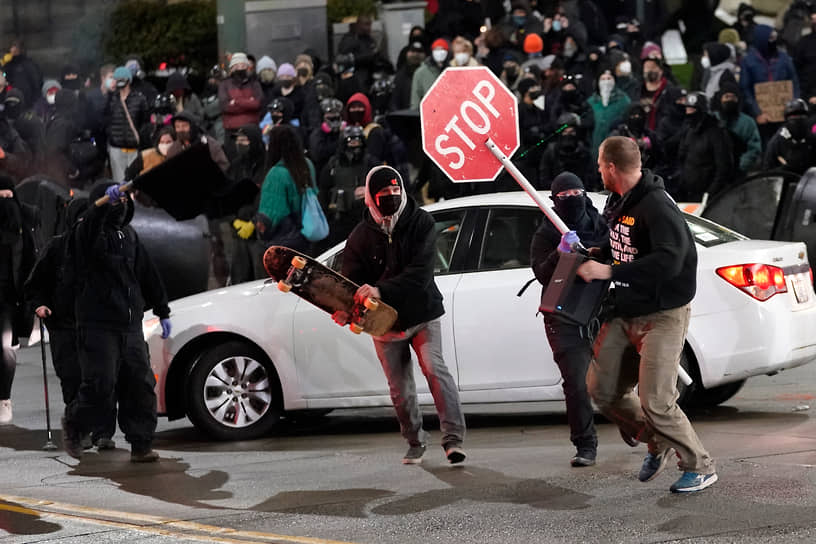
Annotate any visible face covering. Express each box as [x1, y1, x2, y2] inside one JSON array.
[[272, 113, 284, 125], [563, 42, 577, 58], [104, 76, 115, 90], [454, 53, 470, 66], [232, 69, 248, 81], [767, 40, 777, 56], [787, 116, 809, 140], [62, 78, 81, 91], [406, 53, 423, 67], [552, 19, 562, 32], [297, 67, 310, 78], [105, 202, 128, 228], [687, 110, 705, 126], [721, 100, 739, 118], [618, 61, 632, 76], [513, 15, 527, 27], [644, 71, 661, 83], [627, 115, 645, 134], [279, 78, 294, 89], [432, 49, 448, 64], [559, 133, 578, 152], [235, 142, 250, 156], [176, 130, 191, 143], [599, 79, 614, 105], [505, 66, 519, 80], [553, 195, 586, 224], [3, 100, 21, 120], [701, 56, 711, 69], [561, 88, 578, 104], [46, 93, 56, 105], [533, 95, 546, 110], [259, 70, 276, 84], [157, 142, 173, 156], [376, 193, 401, 216], [348, 110, 365, 124]]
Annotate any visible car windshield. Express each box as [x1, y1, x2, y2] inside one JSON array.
[[683, 214, 747, 248]]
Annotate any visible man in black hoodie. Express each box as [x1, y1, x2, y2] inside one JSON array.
[[333, 165, 466, 466], [61, 183, 171, 462], [530, 172, 607, 467], [577, 136, 717, 494]]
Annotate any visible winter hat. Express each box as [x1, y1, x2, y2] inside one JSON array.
[[256, 55, 277, 73], [125, 59, 142, 76], [277, 63, 296, 78], [719, 80, 740, 98], [550, 171, 584, 195], [718, 28, 740, 45], [113, 66, 132, 84], [704, 42, 731, 66], [640, 41, 662, 60], [229, 52, 249, 70], [685, 91, 708, 113], [523, 33, 544, 54], [431, 38, 449, 51], [408, 41, 425, 52], [517, 77, 538, 97], [4, 88, 24, 105], [365, 165, 406, 219], [42, 79, 62, 97]]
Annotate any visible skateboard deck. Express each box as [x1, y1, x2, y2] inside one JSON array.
[[263, 245, 398, 336]]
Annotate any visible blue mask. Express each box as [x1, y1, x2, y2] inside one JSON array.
[[512, 15, 527, 27], [552, 20, 562, 32]]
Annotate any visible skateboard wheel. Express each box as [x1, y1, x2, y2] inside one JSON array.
[[349, 323, 363, 334], [363, 298, 379, 311], [291, 256, 307, 270], [277, 280, 292, 292]]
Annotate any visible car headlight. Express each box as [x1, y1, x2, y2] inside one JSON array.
[[142, 317, 161, 339]]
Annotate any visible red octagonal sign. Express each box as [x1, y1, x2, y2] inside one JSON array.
[[420, 66, 520, 183]]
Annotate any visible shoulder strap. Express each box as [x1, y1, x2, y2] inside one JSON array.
[[120, 93, 141, 144]]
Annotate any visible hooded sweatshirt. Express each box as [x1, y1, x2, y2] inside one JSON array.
[[740, 24, 800, 117]]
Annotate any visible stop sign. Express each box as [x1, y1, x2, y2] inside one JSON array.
[[420, 66, 520, 183]]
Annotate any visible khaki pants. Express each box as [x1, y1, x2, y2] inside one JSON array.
[[587, 304, 715, 474]]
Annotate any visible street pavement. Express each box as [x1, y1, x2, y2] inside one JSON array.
[[0, 344, 815, 543]]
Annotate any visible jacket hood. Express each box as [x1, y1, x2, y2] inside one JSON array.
[[346, 92, 372, 125], [364, 165, 408, 228], [752, 24, 774, 57], [237, 123, 264, 156], [88, 182, 135, 227], [166, 72, 192, 94]]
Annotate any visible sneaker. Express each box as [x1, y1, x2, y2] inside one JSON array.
[[130, 450, 159, 463], [444, 443, 466, 464], [94, 438, 116, 450], [638, 447, 675, 482], [619, 428, 640, 447], [81, 434, 93, 450], [670, 471, 718, 493], [61, 417, 83, 460], [0, 399, 11, 425], [570, 449, 597, 467], [402, 444, 427, 465]]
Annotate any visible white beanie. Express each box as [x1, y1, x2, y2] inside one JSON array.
[[256, 55, 277, 73], [229, 52, 249, 70]]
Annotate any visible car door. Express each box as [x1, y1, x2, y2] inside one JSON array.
[[291, 209, 468, 400], [453, 206, 562, 395]]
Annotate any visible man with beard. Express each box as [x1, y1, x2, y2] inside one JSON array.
[[308, 98, 344, 178], [530, 172, 607, 467], [714, 82, 761, 179], [318, 125, 373, 248], [333, 165, 466, 466], [764, 99, 816, 176], [676, 92, 734, 201], [0, 175, 39, 424], [539, 113, 593, 189], [60, 183, 170, 461]]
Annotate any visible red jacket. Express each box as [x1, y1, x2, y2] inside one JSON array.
[[218, 78, 264, 131]]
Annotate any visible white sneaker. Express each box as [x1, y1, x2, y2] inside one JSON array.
[[0, 399, 12, 425]]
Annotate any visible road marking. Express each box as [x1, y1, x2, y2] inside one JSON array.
[[0, 494, 358, 544]]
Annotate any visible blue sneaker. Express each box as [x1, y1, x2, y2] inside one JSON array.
[[670, 471, 718, 493], [638, 447, 675, 482]]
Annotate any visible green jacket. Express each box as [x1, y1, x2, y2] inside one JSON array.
[[715, 111, 762, 173], [258, 158, 316, 229], [587, 88, 631, 157], [410, 59, 443, 109]]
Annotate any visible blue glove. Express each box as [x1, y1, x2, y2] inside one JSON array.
[[105, 185, 124, 203], [558, 230, 580, 253], [160, 318, 172, 339]]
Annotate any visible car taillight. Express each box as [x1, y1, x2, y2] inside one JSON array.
[[716, 264, 788, 301]]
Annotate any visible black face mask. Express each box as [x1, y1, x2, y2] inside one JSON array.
[[105, 203, 128, 228], [673, 102, 686, 116], [721, 100, 739, 118], [559, 133, 578, 152], [235, 143, 250, 156], [767, 41, 778, 56], [505, 67, 519, 80], [561, 89, 578, 104], [232, 70, 248, 81], [553, 195, 586, 225], [645, 71, 661, 83], [344, 146, 364, 162], [348, 110, 365, 124], [787, 116, 809, 140], [3, 101, 21, 120], [376, 195, 401, 216], [627, 115, 645, 134], [271, 113, 284, 125], [687, 110, 706, 126], [297, 67, 309, 78], [62, 79, 81, 91]]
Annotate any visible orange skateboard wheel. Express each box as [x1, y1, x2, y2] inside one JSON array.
[[363, 298, 379, 311], [349, 323, 363, 334], [277, 280, 292, 292], [292, 256, 307, 269]]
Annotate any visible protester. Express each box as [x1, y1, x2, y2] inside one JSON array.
[[166, 72, 204, 123], [0, 108, 33, 182], [3, 89, 45, 165], [124, 57, 158, 105], [530, 172, 607, 467], [538, 113, 594, 189], [219, 52, 264, 156], [125, 125, 176, 181], [715, 81, 762, 178], [337, 14, 388, 88], [201, 65, 226, 144], [256, 55, 278, 112], [333, 165, 467, 466], [308, 97, 344, 177], [44, 89, 83, 186], [638, 58, 676, 132], [392, 40, 425, 111], [449, 37, 478, 67], [700, 42, 737, 99], [106, 66, 148, 182], [35, 79, 61, 123], [587, 70, 630, 158], [410, 39, 449, 108], [271, 63, 305, 122], [764, 98, 816, 175], [578, 136, 718, 494], [4, 39, 43, 109]]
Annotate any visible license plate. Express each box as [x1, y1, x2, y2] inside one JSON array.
[[791, 274, 810, 304]]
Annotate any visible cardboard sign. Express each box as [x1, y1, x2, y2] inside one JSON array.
[[754, 80, 793, 123]]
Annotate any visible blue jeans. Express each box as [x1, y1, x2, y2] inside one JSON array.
[[373, 319, 466, 448]]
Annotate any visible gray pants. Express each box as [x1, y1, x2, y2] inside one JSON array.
[[373, 319, 466, 448], [108, 146, 138, 182], [587, 304, 715, 474]]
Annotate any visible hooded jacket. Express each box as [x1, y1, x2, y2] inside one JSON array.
[[410, 56, 444, 109], [167, 110, 230, 173], [71, 183, 169, 330], [599, 170, 697, 317], [0, 178, 40, 307], [346, 93, 387, 164], [342, 190, 444, 331], [166, 72, 205, 123], [740, 24, 800, 117]]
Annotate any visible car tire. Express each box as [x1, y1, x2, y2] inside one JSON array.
[[186, 341, 282, 440], [693, 380, 746, 408]]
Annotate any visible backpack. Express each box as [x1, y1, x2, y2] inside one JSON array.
[[299, 183, 329, 242]]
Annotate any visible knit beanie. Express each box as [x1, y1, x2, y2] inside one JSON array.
[[523, 33, 543, 54], [550, 171, 584, 195]]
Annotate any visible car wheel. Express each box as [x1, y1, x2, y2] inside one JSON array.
[[187, 341, 281, 440], [693, 380, 746, 408]]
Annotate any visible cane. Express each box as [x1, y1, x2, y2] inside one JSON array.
[[39, 318, 58, 451]]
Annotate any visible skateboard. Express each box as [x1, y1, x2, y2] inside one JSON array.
[[263, 245, 398, 336]]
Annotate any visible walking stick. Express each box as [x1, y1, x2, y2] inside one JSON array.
[[39, 318, 58, 451]]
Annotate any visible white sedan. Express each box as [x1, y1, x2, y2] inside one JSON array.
[[144, 192, 816, 440]]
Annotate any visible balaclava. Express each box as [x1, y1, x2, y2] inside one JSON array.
[[365, 165, 407, 233], [549, 171, 586, 226]]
